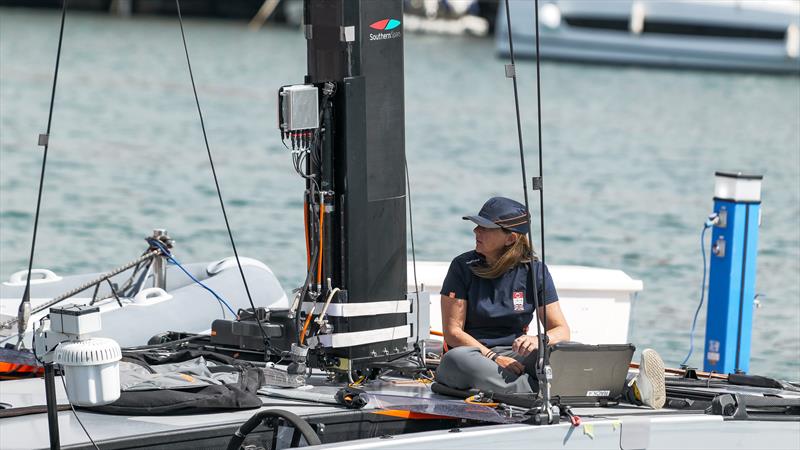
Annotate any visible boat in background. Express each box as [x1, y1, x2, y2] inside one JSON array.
[[497, 0, 800, 74]]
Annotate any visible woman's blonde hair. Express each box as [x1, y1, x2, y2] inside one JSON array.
[[471, 232, 536, 279]]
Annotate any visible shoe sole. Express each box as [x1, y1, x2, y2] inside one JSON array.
[[640, 349, 666, 409]]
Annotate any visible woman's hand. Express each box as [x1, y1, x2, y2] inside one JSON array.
[[512, 335, 539, 357], [494, 355, 525, 375]]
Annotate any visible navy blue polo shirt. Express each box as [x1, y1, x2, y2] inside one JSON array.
[[440, 250, 559, 348]]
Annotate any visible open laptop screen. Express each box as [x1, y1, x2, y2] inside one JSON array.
[[545, 343, 635, 406]]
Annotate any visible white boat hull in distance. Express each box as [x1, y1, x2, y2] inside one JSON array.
[[497, 0, 800, 74]]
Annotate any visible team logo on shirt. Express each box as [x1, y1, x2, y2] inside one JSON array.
[[513, 291, 525, 312]]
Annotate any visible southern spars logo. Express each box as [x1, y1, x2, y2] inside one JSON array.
[[368, 18, 402, 41]]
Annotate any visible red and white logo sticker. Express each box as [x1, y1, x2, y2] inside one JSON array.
[[513, 291, 525, 311]]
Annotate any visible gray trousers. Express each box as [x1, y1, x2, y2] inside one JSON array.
[[435, 346, 539, 394]]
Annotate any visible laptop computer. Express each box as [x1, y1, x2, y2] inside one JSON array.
[[543, 342, 635, 406]]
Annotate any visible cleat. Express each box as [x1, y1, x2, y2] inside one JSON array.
[[634, 348, 666, 409]]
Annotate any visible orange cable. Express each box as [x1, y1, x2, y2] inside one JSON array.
[[299, 309, 314, 345]]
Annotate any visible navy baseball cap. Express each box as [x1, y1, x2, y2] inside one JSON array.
[[463, 197, 530, 234]]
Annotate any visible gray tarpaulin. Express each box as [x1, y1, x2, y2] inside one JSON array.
[[119, 356, 239, 391]]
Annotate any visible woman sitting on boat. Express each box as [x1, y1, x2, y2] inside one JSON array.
[[435, 196, 570, 394]]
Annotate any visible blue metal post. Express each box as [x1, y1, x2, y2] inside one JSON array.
[[704, 172, 762, 374]]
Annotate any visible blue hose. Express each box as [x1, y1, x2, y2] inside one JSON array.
[[681, 215, 717, 367], [147, 239, 237, 318]]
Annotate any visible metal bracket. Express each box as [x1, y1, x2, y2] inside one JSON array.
[[532, 177, 543, 191], [304, 24, 313, 40], [505, 64, 516, 78], [38, 133, 49, 147]]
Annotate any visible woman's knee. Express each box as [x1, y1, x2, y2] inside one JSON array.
[[436, 346, 483, 389]]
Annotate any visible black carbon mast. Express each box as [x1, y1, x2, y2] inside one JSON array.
[[300, 0, 409, 368]]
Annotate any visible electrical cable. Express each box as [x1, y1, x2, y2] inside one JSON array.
[[147, 238, 237, 317], [315, 287, 340, 325], [292, 97, 333, 339], [681, 219, 715, 367], [15, 0, 69, 350], [174, 0, 271, 346], [122, 333, 208, 352], [59, 375, 101, 450], [299, 304, 316, 346], [295, 222, 321, 341]]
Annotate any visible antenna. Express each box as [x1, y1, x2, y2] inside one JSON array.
[[15, 0, 69, 351]]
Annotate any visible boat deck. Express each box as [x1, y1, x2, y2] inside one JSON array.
[[2, 370, 799, 449]]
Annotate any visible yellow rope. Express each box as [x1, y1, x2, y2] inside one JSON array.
[[348, 375, 366, 388], [464, 395, 499, 408]]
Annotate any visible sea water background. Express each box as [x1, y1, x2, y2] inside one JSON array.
[[1, 9, 798, 379]]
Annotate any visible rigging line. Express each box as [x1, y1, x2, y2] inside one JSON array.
[[405, 159, 421, 345], [502, 0, 551, 397], [531, 0, 549, 361], [15, 0, 69, 349], [174, 0, 270, 343], [501, 0, 543, 333]]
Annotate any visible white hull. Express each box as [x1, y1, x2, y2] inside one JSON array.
[[0, 258, 288, 348], [497, 0, 800, 74]]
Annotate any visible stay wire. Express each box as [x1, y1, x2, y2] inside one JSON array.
[[15, 0, 69, 349], [405, 159, 421, 346], [532, 0, 549, 360], [174, 0, 270, 345], [502, 0, 551, 385]]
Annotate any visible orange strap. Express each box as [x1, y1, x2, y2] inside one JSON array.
[[372, 410, 451, 420]]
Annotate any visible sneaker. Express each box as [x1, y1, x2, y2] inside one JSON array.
[[633, 348, 666, 409]]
